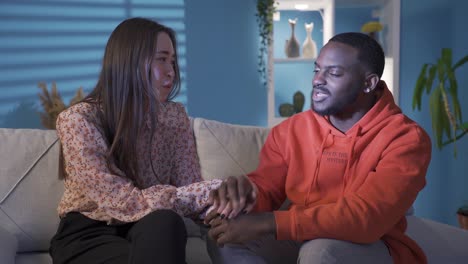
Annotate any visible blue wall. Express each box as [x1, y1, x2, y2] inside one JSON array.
[[185, 0, 266, 126], [400, 0, 468, 226]]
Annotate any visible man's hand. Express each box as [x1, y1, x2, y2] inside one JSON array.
[[206, 175, 257, 221], [208, 212, 276, 246]]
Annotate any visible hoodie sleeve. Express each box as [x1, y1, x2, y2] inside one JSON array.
[[273, 127, 432, 243], [248, 128, 289, 213]]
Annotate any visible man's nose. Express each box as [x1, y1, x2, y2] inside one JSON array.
[[312, 72, 324, 87]]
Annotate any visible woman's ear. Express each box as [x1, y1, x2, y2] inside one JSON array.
[[363, 73, 380, 93]]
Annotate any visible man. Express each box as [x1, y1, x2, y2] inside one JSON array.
[[205, 32, 432, 264]]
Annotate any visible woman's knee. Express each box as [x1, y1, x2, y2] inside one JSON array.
[[132, 209, 187, 238]]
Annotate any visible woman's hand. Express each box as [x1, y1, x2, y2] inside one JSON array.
[[206, 175, 257, 221]]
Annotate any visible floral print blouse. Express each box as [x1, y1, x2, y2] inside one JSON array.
[[56, 101, 221, 224]]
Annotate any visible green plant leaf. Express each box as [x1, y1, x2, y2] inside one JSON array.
[[451, 55, 468, 123], [256, 0, 276, 89], [413, 48, 468, 156], [453, 55, 468, 70], [412, 64, 428, 110], [441, 48, 452, 68], [436, 58, 445, 84], [439, 87, 453, 141], [447, 70, 462, 123], [460, 122, 468, 130], [426, 65, 437, 94], [429, 84, 443, 149]]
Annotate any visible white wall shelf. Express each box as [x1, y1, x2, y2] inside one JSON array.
[[268, 0, 400, 127], [268, 0, 335, 127], [273, 58, 315, 63]]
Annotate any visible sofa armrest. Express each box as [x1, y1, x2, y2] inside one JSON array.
[[0, 224, 17, 263]]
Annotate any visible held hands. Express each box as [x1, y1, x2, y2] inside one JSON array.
[[206, 210, 276, 247], [203, 175, 273, 247], [205, 175, 257, 221]]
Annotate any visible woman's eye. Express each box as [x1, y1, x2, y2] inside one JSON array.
[[156, 57, 175, 65]]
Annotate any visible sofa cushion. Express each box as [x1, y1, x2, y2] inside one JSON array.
[[406, 216, 468, 262], [192, 118, 270, 181], [0, 224, 17, 263], [0, 128, 63, 253], [16, 253, 52, 264]]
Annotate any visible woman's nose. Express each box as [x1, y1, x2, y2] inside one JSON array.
[[166, 65, 175, 78]]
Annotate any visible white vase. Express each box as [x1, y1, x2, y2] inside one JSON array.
[[302, 22, 318, 59]]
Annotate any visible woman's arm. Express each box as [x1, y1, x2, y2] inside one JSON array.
[[170, 104, 204, 186], [57, 106, 219, 222]]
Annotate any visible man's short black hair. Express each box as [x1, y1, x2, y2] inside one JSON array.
[[329, 32, 385, 78]]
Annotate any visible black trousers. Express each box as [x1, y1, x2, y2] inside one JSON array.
[[49, 210, 187, 264]]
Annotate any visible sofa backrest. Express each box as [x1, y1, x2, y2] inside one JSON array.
[[192, 117, 270, 181], [0, 128, 63, 253], [0, 119, 271, 254]]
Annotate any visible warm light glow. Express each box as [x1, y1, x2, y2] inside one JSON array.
[[294, 4, 308, 10], [273, 11, 280, 21]]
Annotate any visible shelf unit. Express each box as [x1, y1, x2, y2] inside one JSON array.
[[273, 58, 315, 63], [268, 0, 335, 127]]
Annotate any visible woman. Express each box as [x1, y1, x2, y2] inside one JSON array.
[[49, 17, 221, 264]]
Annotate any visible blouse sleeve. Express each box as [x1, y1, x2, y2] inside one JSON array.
[[170, 104, 222, 218], [57, 108, 220, 222]]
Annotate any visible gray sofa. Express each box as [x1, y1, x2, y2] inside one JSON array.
[[1, 117, 468, 264]]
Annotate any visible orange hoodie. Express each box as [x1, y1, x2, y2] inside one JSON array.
[[249, 83, 432, 263]]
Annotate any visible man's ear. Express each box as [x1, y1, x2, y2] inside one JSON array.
[[363, 73, 380, 93]]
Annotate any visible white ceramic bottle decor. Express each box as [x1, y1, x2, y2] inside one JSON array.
[[302, 22, 318, 59], [285, 18, 300, 58]]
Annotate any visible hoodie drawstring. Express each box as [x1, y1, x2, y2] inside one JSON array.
[[342, 126, 361, 194], [305, 129, 331, 205]]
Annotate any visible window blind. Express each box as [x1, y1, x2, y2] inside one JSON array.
[[0, 0, 187, 121]]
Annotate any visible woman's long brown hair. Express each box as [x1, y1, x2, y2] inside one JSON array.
[[59, 17, 181, 183]]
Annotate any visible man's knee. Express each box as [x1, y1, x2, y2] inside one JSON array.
[[298, 238, 391, 264], [215, 244, 267, 264]]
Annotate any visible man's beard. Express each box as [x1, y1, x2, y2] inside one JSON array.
[[312, 86, 361, 116]]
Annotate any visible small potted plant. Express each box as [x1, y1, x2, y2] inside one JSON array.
[[412, 48, 468, 229]]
